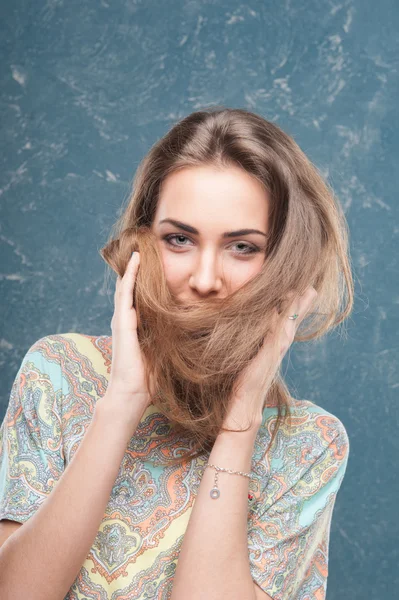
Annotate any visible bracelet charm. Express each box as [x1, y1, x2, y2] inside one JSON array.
[[206, 462, 253, 501], [209, 466, 221, 499], [210, 487, 220, 499]]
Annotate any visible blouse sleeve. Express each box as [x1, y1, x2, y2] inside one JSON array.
[[248, 416, 350, 600], [0, 336, 65, 523]]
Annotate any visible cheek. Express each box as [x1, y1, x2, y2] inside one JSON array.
[[227, 258, 264, 289], [159, 251, 187, 287]]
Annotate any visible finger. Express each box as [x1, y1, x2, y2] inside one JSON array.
[[279, 297, 301, 354], [114, 275, 122, 301], [298, 286, 318, 320], [276, 290, 296, 315], [270, 287, 318, 359], [280, 290, 309, 352], [119, 252, 140, 312], [286, 286, 317, 336]]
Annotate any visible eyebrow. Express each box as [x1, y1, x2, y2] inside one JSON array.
[[159, 218, 267, 238]]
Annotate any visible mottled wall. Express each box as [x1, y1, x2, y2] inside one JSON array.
[[1, 0, 397, 597]]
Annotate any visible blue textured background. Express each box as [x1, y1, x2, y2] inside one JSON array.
[[1, 1, 398, 597]]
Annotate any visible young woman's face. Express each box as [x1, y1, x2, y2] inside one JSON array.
[[150, 165, 270, 303]]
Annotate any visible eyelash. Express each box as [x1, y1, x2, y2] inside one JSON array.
[[162, 234, 260, 256]]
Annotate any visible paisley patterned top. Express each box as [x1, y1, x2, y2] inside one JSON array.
[[0, 333, 350, 599]]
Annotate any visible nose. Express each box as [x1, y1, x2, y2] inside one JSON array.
[[188, 252, 223, 296]]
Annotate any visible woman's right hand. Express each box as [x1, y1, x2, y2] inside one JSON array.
[[101, 251, 154, 418]]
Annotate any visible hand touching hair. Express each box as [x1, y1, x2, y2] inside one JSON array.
[[224, 286, 318, 432]]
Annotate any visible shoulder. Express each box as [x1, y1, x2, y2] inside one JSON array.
[[262, 397, 349, 450], [291, 397, 349, 450], [15, 333, 112, 405], [5, 333, 113, 440], [25, 332, 110, 355], [259, 397, 350, 481], [22, 332, 112, 370]]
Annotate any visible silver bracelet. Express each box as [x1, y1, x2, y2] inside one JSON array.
[[205, 463, 254, 501]]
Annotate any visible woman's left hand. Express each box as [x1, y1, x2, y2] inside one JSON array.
[[222, 286, 318, 433]]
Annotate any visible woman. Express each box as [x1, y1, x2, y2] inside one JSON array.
[[0, 107, 352, 599]]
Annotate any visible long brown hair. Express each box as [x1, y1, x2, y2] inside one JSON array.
[[100, 106, 354, 467]]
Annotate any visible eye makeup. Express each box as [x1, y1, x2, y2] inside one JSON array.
[[162, 233, 261, 256]]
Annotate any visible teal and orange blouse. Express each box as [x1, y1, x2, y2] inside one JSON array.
[[0, 333, 350, 599]]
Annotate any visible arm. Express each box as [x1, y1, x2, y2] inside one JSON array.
[[0, 394, 144, 600], [171, 425, 260, 600]]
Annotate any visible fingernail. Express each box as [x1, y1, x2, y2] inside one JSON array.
[[131, 251, 135, 258]]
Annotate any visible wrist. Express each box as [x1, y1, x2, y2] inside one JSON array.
[[208, 423, 257, 475], [217, 423, 260, 446], [95, 391, 148, 432], [220, 417, 262, 438]]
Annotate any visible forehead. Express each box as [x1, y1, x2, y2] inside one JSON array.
[[154, 165, 269, 225]]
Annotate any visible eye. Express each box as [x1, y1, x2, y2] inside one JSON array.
[[162, 234, 261, 255], [163, 234, 192, 248], [232, 242, 259, 255]]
